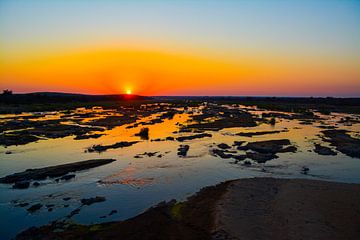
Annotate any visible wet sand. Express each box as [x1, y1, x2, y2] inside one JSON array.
[[16, 177, 360, 240], [214, 178, 360, 240]]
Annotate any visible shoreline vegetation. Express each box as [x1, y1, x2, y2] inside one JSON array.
[[1, 92, 360, 114], [16, 177, 360, 240]]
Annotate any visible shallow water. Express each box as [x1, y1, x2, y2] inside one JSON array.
[[0, 105, 359, 239]]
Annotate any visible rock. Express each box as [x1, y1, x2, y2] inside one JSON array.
[[177, 145, 190, 157], [322, 130, 360, 158], [238, 139, 296, 154], [27, 203, 43, 213], [269, 117, 276, 125], [246, 152, 278, 163], [59, 174, 76, 181], [16, 203, 29, 207], [5, 151, 12, 154], [81, 196, 106, 206], [243, 160, 252, 166], [12, 181, 30, 189], [176, 133, 212, 142], [212, 149, 233, 159], [135, 127, 149, 140], [233, 141, 245, 146], [74, 133, 104, 140], [217, 143, 231, 149], [236, 130, 286, 137], [0, 159, 116, 184], [301, 167, 310, 175], [314, 144, 337, 156], [109, 210, 118, 216], [87, 141, 139, 153], [63, 197, 71, 201], [33, 182, 40, 187]]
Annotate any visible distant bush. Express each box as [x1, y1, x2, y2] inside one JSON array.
[[2, 89, 12, 95]]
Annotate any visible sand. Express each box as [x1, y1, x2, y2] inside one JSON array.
[[16, 178, 360, 240]]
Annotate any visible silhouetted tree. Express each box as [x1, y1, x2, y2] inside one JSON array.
[[2, 89, 13, 95]]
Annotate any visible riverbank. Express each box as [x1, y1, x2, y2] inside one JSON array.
[[16, 177, 360, 240]]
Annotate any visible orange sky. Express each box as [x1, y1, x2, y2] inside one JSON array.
[[1, 47, 359, 96]]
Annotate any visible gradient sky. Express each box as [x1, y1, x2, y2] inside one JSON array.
[[1, 0, 359, 96]]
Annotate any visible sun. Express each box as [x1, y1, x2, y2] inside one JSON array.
[[126, 89, 132, 95]]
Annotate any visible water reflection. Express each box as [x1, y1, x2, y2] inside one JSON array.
[[0, 104, 359, 239]]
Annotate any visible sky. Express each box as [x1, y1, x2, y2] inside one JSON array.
[[0, 0, 359, 96]]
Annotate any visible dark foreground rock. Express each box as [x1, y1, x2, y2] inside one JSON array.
[[0, 159, 116, 184], [322, 130, 360, 158], [16, 178, 360, 240]]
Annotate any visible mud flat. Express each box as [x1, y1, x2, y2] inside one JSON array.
[[16, 178, 360, 240], [0, 159, 116, 185]]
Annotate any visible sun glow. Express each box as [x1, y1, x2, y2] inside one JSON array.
[[126, 89, 132, 95]]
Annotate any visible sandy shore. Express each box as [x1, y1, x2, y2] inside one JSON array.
[[213, 178, 360, 240], [17, 178, 360, 240]]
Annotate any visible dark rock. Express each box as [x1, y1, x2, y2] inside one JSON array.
[[301, 167, 310, 175], [109, 210, 118, 216], [212, 149, 233, 159], [74, 134, 104, 140], [217, 143, 231, 149], [177, 145, 190, 157], [243, 160, 252, 166], [59, 174, 76, 181], [236, 130, 285, 137], [246, 152, 278, 163], [63, 197, 71, 201], [238, 139, 295, 154], [0, 159, 116, 184], [87, 142, 139, 153], [27, 203, 43, 213], [81, 196, 106, 206], [33, 182, 40, 187], [233, 141, 245, 146], [12, 181, 30, 189], [16, 203, 29, 207], [176, 133, 212, 142], [322, 130, 360, 158], [135, 127, 149, 140], [5, 151, 12, 154], [314, 144, 337, 156]]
